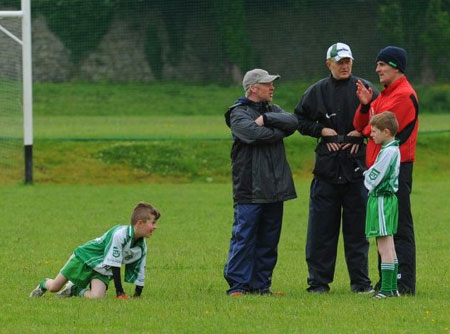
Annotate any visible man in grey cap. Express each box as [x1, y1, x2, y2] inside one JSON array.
[[294, 43, 378, 294], [223, 68, 298, 296]]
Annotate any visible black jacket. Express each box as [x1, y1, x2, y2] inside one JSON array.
[[294, 75, 379, 184], [225, 97, 298, 204]]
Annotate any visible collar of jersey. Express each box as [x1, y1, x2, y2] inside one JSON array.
[[382, 139, 400, 148]]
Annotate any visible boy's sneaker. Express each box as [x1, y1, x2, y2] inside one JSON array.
[[391, 290, 401, 297], [29, 284, 46, 297], [56, 282, 75, 298], [372, 291, 392, 299]]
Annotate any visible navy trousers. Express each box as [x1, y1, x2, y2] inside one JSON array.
[[395, 162, 416, 294], [224, 202, 283, 294], [305, 178, 371, 291]]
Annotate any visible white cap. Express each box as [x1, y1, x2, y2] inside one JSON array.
[[326, 42, 354, 61]]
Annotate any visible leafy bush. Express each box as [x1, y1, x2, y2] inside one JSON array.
[[416, 84, 450, 113]]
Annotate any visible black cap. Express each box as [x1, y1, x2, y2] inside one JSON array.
[[376, 46, 407, 73]]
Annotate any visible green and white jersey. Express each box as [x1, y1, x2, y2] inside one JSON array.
[[364, 140, 400, 196], [73, 225, 147, 286]]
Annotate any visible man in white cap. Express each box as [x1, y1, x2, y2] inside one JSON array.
[[223, 69, 298, 296], [294, 43, 378, 294]]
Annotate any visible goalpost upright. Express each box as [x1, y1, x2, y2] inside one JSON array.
[[0, 0, 33, 184]]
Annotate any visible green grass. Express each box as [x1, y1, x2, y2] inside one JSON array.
[[30, 113, 450, 141], [1, 82, 450, 332], [0, 131, 446, 185], [1, 181, 449, 333], [33, 82, 244, 117], [32, 82, 450, 118]]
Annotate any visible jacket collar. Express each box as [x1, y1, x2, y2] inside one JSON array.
[[224, 96, 270, 127], [382, 139, 400, 148], [381, 76, 407, 95]]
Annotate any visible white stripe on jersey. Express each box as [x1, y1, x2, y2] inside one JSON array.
[[378, 196, 387, 235]]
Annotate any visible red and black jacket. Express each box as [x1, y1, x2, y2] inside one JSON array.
[[354, 76, 419, 167]]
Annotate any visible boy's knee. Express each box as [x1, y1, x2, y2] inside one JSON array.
[[47, 281, 63, 292], [48, 286, 60, 293], [85, 290, 106, 299]]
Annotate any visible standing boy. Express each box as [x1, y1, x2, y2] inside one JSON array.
[[30, 202, 160, 299], [364, 112, 400, 298], [224, 69, 298, 296]]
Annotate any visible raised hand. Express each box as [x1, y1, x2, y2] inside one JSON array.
[[356, 80, 373, 105]]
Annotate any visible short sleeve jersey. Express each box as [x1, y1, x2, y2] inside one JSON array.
[[73, 225, 147, 286], [363, 140, 400, 196]]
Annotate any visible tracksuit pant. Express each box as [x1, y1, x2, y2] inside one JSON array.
[[224, 202, 283, 294], [305, 178, 371, 291], [394, 162, 416, 294]]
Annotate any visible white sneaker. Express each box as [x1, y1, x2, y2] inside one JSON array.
[[30, 283, 46, 297], [56, 281, 75, 298]]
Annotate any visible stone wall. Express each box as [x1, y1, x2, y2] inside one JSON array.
[[3, 5, 384, 83]]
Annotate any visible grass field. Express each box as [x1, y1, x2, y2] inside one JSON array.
[[1, 181, 449, 333], [1, 82, 450, 333]]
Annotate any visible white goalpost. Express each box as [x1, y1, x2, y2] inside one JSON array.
[[0, 0, 33, 183]]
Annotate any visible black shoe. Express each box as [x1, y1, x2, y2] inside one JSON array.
[[373, 281, 381, 292], [249, 288, 285, 296], [398, 286, 415, 296], [306, 285, 330, 294], [352, 285, 375, 294]]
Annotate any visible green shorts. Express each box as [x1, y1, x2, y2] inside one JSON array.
[[365, 194, 398, 238], [60, 254, 111, 289]]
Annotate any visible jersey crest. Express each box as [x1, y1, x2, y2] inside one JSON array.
[[112, 246, 121, 258], [368, 168, 380, 181]]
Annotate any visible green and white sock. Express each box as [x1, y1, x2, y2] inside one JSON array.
[[39, 279, 48, 292], [78, 288, 87, 297], [381, 262, 395, 294], [392, 258, 399, 292]]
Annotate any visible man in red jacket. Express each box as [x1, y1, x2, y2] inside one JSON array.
[[354, 46, 418, 295]]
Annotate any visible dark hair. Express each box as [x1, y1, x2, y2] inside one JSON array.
[[131, 202, 161, 225], [369, 111, 399, 136]]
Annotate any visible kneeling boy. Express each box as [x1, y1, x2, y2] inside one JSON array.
[[30, 202, 160, 299]]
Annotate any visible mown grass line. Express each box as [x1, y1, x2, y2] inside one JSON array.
[[26, 128, 450, 142]]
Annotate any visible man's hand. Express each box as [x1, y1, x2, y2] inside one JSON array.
[[321, 128, 340, 151], [356, 80, 373, 105], [342, 130, 362, 154], [254, 115, 264, 126]]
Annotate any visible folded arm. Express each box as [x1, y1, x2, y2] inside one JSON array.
[[230, 109, 287, 144]]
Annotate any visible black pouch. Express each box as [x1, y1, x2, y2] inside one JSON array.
[[312, 144, 339, 180]]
